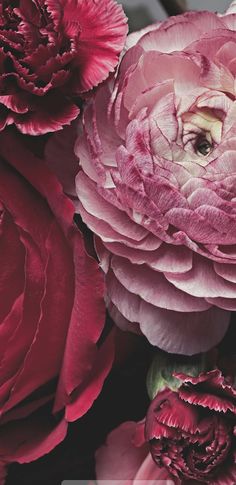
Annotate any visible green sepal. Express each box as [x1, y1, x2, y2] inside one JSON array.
[[147, 351, 207, 400]]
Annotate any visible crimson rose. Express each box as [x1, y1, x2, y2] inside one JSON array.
[[0, 129, 113, 480], [146, 368, 236, 484], [0, 0, 127, 134]]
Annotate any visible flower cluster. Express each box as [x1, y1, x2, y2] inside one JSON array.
[[1, 1, 236, 484]]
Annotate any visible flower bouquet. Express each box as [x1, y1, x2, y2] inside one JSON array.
[[0, 1, 236, 484]]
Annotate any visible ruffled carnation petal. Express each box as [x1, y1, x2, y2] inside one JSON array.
[[0, 0, 127, 133], [66, 0, 128, 92], [146, 363, 236, 483]]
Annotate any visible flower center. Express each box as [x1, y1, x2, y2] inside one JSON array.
[[195, 136, 213, 156], [181, 108, 223, 165]]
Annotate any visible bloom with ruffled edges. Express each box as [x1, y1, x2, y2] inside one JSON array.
[[75, 2, 236, 355], [0, 0, 127, 134], [146, 369, 236, 484]]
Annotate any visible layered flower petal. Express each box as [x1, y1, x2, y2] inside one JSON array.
[[0, 130, 112, 479], [0, 0, 127, 134], [146, 366, 236, 483], [75, 3, 236, 354]]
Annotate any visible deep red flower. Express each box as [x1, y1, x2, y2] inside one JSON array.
[[0, 129, 113, 481], [146, 369, 236, 484], [0, 0, 127, 135]]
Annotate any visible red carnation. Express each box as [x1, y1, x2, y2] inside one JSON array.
[[146, 368, 236, 484], [0, 0, 127, 135]]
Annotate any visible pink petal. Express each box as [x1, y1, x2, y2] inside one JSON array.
[[124, 52, 200, 112], [134, 453, 171, 481], [160, 10, 224, 33], [126, 22, 161, 50], [165, 255, 236, 298], [109, 256, 210, 312], [15, 97, 80, 136], [214, 262, 236, 283], [102, 241, 192, 273], [0, 94, 29, 114], [223, 13, 236, 30], [139, 306, 230, 355], [206, 297, 236, 311], [108, 302, 141, 335], [106, 271, 230, 355], [77, 173, 148, 241], [96, 421, 148, 483], [225, 1, 236, 14], [176, 369, 236, 413], [139, 20, 202, 53], [66, 0, 128, 92]]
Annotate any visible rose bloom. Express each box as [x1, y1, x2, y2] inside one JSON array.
[[0, 129, 113, 481], [0, 0, 127, 135], [146, 368, 236, 484], [96, 420, 172, 485], [75, 2, 236, 355]]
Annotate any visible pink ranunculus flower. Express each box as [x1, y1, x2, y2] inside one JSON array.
[[96, 420, 173, 485], [0, 0, 127, 135], [75, 2, 236, 355]]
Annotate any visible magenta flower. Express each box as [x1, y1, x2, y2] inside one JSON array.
[[0, 130, 113, 477], [146, 369, 236, 484], [0, 0, 127, 134], [75, 3, 236, 355]]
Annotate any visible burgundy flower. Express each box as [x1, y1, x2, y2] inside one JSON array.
[[0, 129, 113, 480], [146, 369, 236, 484], [0, 0, 127, 135], [73, 3, 236, 355]]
